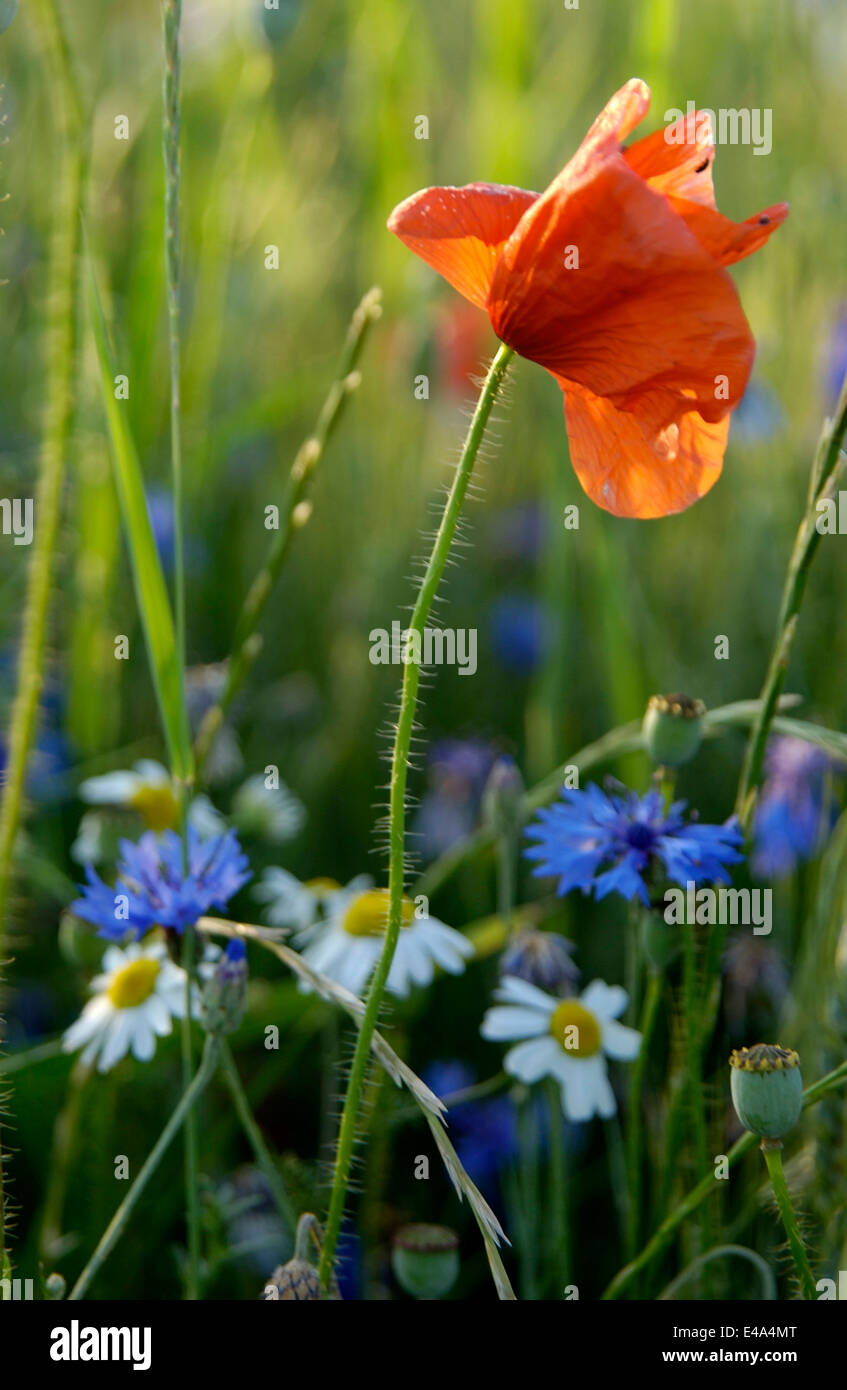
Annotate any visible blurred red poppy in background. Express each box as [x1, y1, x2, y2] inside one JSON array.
[[388, 79, 787, 519]]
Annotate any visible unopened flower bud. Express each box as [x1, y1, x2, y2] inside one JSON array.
[[642, 693, 705, 767], [482, 756, 525, 836], [262, 1212, 323, 1300], [262, 1260, 321, 1300], [391, 1223, 459, 1300], [500, 929, 580, 996], [201, 939, 248, 1035], [729, 1043, 803, 1139], [44, 1272, 66, 1300]]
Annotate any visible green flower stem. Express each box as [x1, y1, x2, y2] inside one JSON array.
[[760, 1140, 817, 1300], [546, 1079, 569, 1293], [658, 1243, 777, 1301], [68, 1035, 219, 1301], [496, 831, 517, 931], [681, 921, 711, 1283], [218, 1040, 296, 1233], [0, 0, 83, 960], [603, 1056, 847, 1299], [317, 341, 514, 1290], [39, 1059, 90, 1263], [0, 0, 85, 1285], [193, 287, 383, 777], [414, 698, 800, 902], [0, 1038, 64, 1076], [161, 0, 187, 740], [736, 369, 847, 823], [625, 967, 663, 1260], [179, 925, 199, 1298], [161, 0, 201, 1301], [604, 1114, 630, 1256], [517, 1092, 540, 1300]]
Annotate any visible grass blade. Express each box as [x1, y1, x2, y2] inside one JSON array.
[[85, 250, 192, 782]]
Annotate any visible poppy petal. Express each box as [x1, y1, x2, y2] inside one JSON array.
[[665, 198, 789, 266], [490, 152, 755, 425], [624, 112, 717, 208], [624, 115, 789, 265], [578, 76, 652, 150], [387, 183, 537, 309], [558, 377, 729, 518]]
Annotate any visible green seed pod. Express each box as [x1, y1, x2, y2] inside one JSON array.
[[44, 1272, 66, 1300], [642, 693, 705, 767], [729, 1043, 803, 1139], [391, 1224, 459, 1300]]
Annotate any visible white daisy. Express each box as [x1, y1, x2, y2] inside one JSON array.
[[231, 775, 305, 843], [480, 975, 641, 1122], [62, 939, 190, 1073], [297, 882, 475, 999], [79, 760, 179, 832], [254, 869, 368, 931], [75, 760, 228, 858]]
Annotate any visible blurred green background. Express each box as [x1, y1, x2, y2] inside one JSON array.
[[1, 0, 846, 1298]]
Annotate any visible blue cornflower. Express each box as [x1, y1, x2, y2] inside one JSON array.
[[752, 737, 837, 878], [72, 827, 251, 941], [525, 781, 744, 906]]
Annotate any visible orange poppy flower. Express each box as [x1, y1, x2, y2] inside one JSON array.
[[387, 79, 787, 519]]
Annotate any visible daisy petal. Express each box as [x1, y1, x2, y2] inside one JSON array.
[[481, 1004, 550, 1042], [582, 979, 629, 1021], [603, 1019, 642, 1061], [503, 1036, 559, 1084]]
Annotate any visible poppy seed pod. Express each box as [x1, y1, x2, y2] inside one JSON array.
[[642, 693, 706, 767], [729, 1043, 803, 1139], [391, 1224, 460, 1300]]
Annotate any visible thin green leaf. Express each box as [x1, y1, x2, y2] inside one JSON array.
[[85, 250, 192, 782]]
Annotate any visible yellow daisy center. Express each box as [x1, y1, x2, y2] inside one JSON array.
[[343, 889, 415, 938], [549, 1000, 602, 1057], [305, 877, 341, 893], [107, 957, 161, 1009], [130, 783, 180, 832]]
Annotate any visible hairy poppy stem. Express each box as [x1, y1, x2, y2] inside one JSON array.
[[760, 1140, 817, 1300], [318, 342, 514, 1290]]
